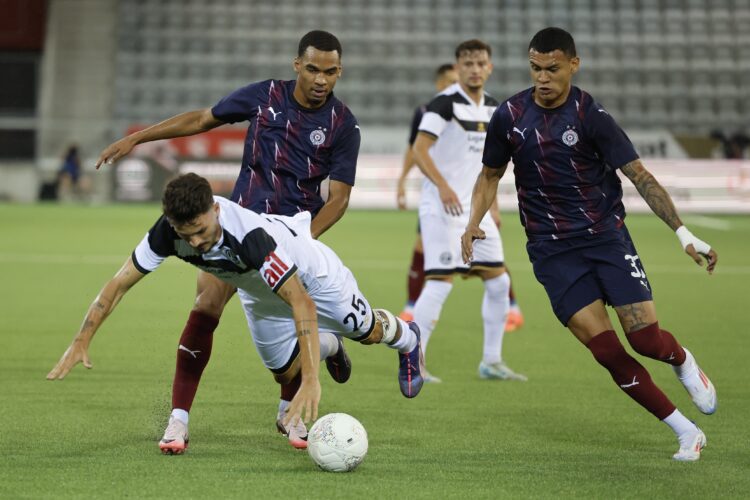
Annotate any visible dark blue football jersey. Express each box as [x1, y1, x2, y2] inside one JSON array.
[[483, 86, 639, 241], [211, 79, 360, 217]]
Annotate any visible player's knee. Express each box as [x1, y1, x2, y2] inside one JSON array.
[[193, 284, 235, 316], [586, 330, 627, 367], [625, 322, 662, 357], [483, 272, 510, 298]]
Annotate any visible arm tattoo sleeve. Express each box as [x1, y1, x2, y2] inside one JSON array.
[[621, 160, 682, 230]]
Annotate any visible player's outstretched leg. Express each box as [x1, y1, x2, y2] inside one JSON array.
[[159, 415, 189, 455], [325, 335, 351, 384], [625, 323, 717, 414]]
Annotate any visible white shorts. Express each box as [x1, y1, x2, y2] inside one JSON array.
[[237, 243, 375, 371], [420, 211, 504, 277]]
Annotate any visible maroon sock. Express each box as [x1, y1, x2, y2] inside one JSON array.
[[586, 330, 676, 420], [280, 372, 302, 402], [625, 322, 686, 366], [171, 311, 219, 411], [407, 249, 425, 306]]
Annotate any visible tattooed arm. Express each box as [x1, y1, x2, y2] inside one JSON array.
[[620, 159, 682, 230], [621, 159, 718, 273], [47, 257, 146, 379], [275, 274, 321, 426]]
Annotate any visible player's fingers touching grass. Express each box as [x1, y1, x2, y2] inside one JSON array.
[[46, 345, 92, 380]]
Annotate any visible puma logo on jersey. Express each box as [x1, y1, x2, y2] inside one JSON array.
[[619, 376, 639, 389], [512, 127, 528, 140], [267, 107, 282, 120], [178, 344, 201, 359], [261, 250, 291, 288]]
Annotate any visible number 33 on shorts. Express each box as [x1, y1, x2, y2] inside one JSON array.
[[624, 254, 648, 285]]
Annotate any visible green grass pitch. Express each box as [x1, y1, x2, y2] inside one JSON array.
[[1, 203, 748, 498]]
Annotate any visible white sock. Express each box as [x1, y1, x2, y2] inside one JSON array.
[[171, 408, 189, 425], [481, 273, 510, 365], [675, 348, 696, 379], [662, 409, 697, 437], [388, 317, 418, 353], [413, 280, 453, 357], [319, 331, 339, 360], [278, 399, 289, 418]]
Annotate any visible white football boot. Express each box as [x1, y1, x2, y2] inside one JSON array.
[[673, 348, 717, 415], [673, 427, 707, 462], [276, 413, 308, 450], [159, 416, 189, 455], [478, 361, 528, 381]]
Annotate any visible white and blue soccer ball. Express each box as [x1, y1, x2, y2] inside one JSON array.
[[307, 413, 368, 472]]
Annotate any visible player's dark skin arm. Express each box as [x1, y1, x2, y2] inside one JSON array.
[[47, 257, 146, 379], [620, 159, 682, 230], [96, 108, 223, 168], [310, 180, 351, 239]]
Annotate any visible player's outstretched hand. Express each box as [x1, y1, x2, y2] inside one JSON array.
[[46, 340, 92, 380], [685, 245, 718, 275], [461, 224, 486, 264], [282, 379, 321, 427], [675, 226, 718, 275], [438, 183, 463, 216], [95, 136, 138, 170]]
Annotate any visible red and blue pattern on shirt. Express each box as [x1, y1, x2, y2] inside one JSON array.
[[483, 86, 639, 241], [212, 79, 360, 217]]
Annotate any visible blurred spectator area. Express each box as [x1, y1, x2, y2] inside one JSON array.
[[112, 0, 750, 134]]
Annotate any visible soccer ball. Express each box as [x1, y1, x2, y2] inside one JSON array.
[[307, 413, 368, 472]]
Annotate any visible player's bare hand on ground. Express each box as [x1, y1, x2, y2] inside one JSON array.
[[685, 245, 718, 275], [461, 225, 486, 264], [438, 183, 463, 216], [283, 379, 321, 427], [47, 340, 92, 380], [95, 136, 138, 169]]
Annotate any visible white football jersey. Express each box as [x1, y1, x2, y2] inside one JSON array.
[[417, 83, 499, 216], [132, 196, 331, 318]]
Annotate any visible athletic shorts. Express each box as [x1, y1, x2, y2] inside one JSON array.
[[526, 224, 653, 326], [237, 243, 375, 371], [420, 211, 504, 277]]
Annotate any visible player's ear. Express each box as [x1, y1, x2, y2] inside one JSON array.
[[213, 202, 220, 217], [293, 57, 301, 75], [570, 56, 580, 75]]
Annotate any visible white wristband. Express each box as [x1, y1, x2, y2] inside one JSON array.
[[675, 226, 711, 254]]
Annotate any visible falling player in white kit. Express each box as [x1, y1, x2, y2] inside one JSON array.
[[411, 39, 526, 382], [48, 173, 424, 454]]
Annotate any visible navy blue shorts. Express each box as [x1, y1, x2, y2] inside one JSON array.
[[526, 224, 653, 326]]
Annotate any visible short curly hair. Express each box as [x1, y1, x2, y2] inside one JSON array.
[[162, 173, 214, 225]]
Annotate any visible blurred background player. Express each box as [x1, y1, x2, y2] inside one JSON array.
[[412, 39, 526, 383], [396, 65, 525, 333], [463, 27, 717, 461], [92, 30, 360, 448], [395, 63, 457, 322], [48, 173, 424, 454]]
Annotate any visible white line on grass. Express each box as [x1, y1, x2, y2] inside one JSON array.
[[2, 254, 747, 275], [682, 215, 732, 231]]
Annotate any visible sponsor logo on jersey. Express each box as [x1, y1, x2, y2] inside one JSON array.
[[562, 128, 579, 147], [310, 127, 326, 146], [261, 250, 290, 288]]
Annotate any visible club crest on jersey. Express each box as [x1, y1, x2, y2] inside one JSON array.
[[439, 252, 452, 265], [261, 250, 290, 288], [562, 128, 579, 147], [220, 247, 244, 267], [309, 128, 326, 146]]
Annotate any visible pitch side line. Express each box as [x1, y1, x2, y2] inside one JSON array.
[[0, 253, 746, 275]]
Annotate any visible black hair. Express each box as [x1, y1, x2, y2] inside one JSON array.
[[162, 173, 214, 225], [528, 27, 577, 58], [435, 63, 455, 79], [298, 30, 342, 58], [455, 39, 492, 59]]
